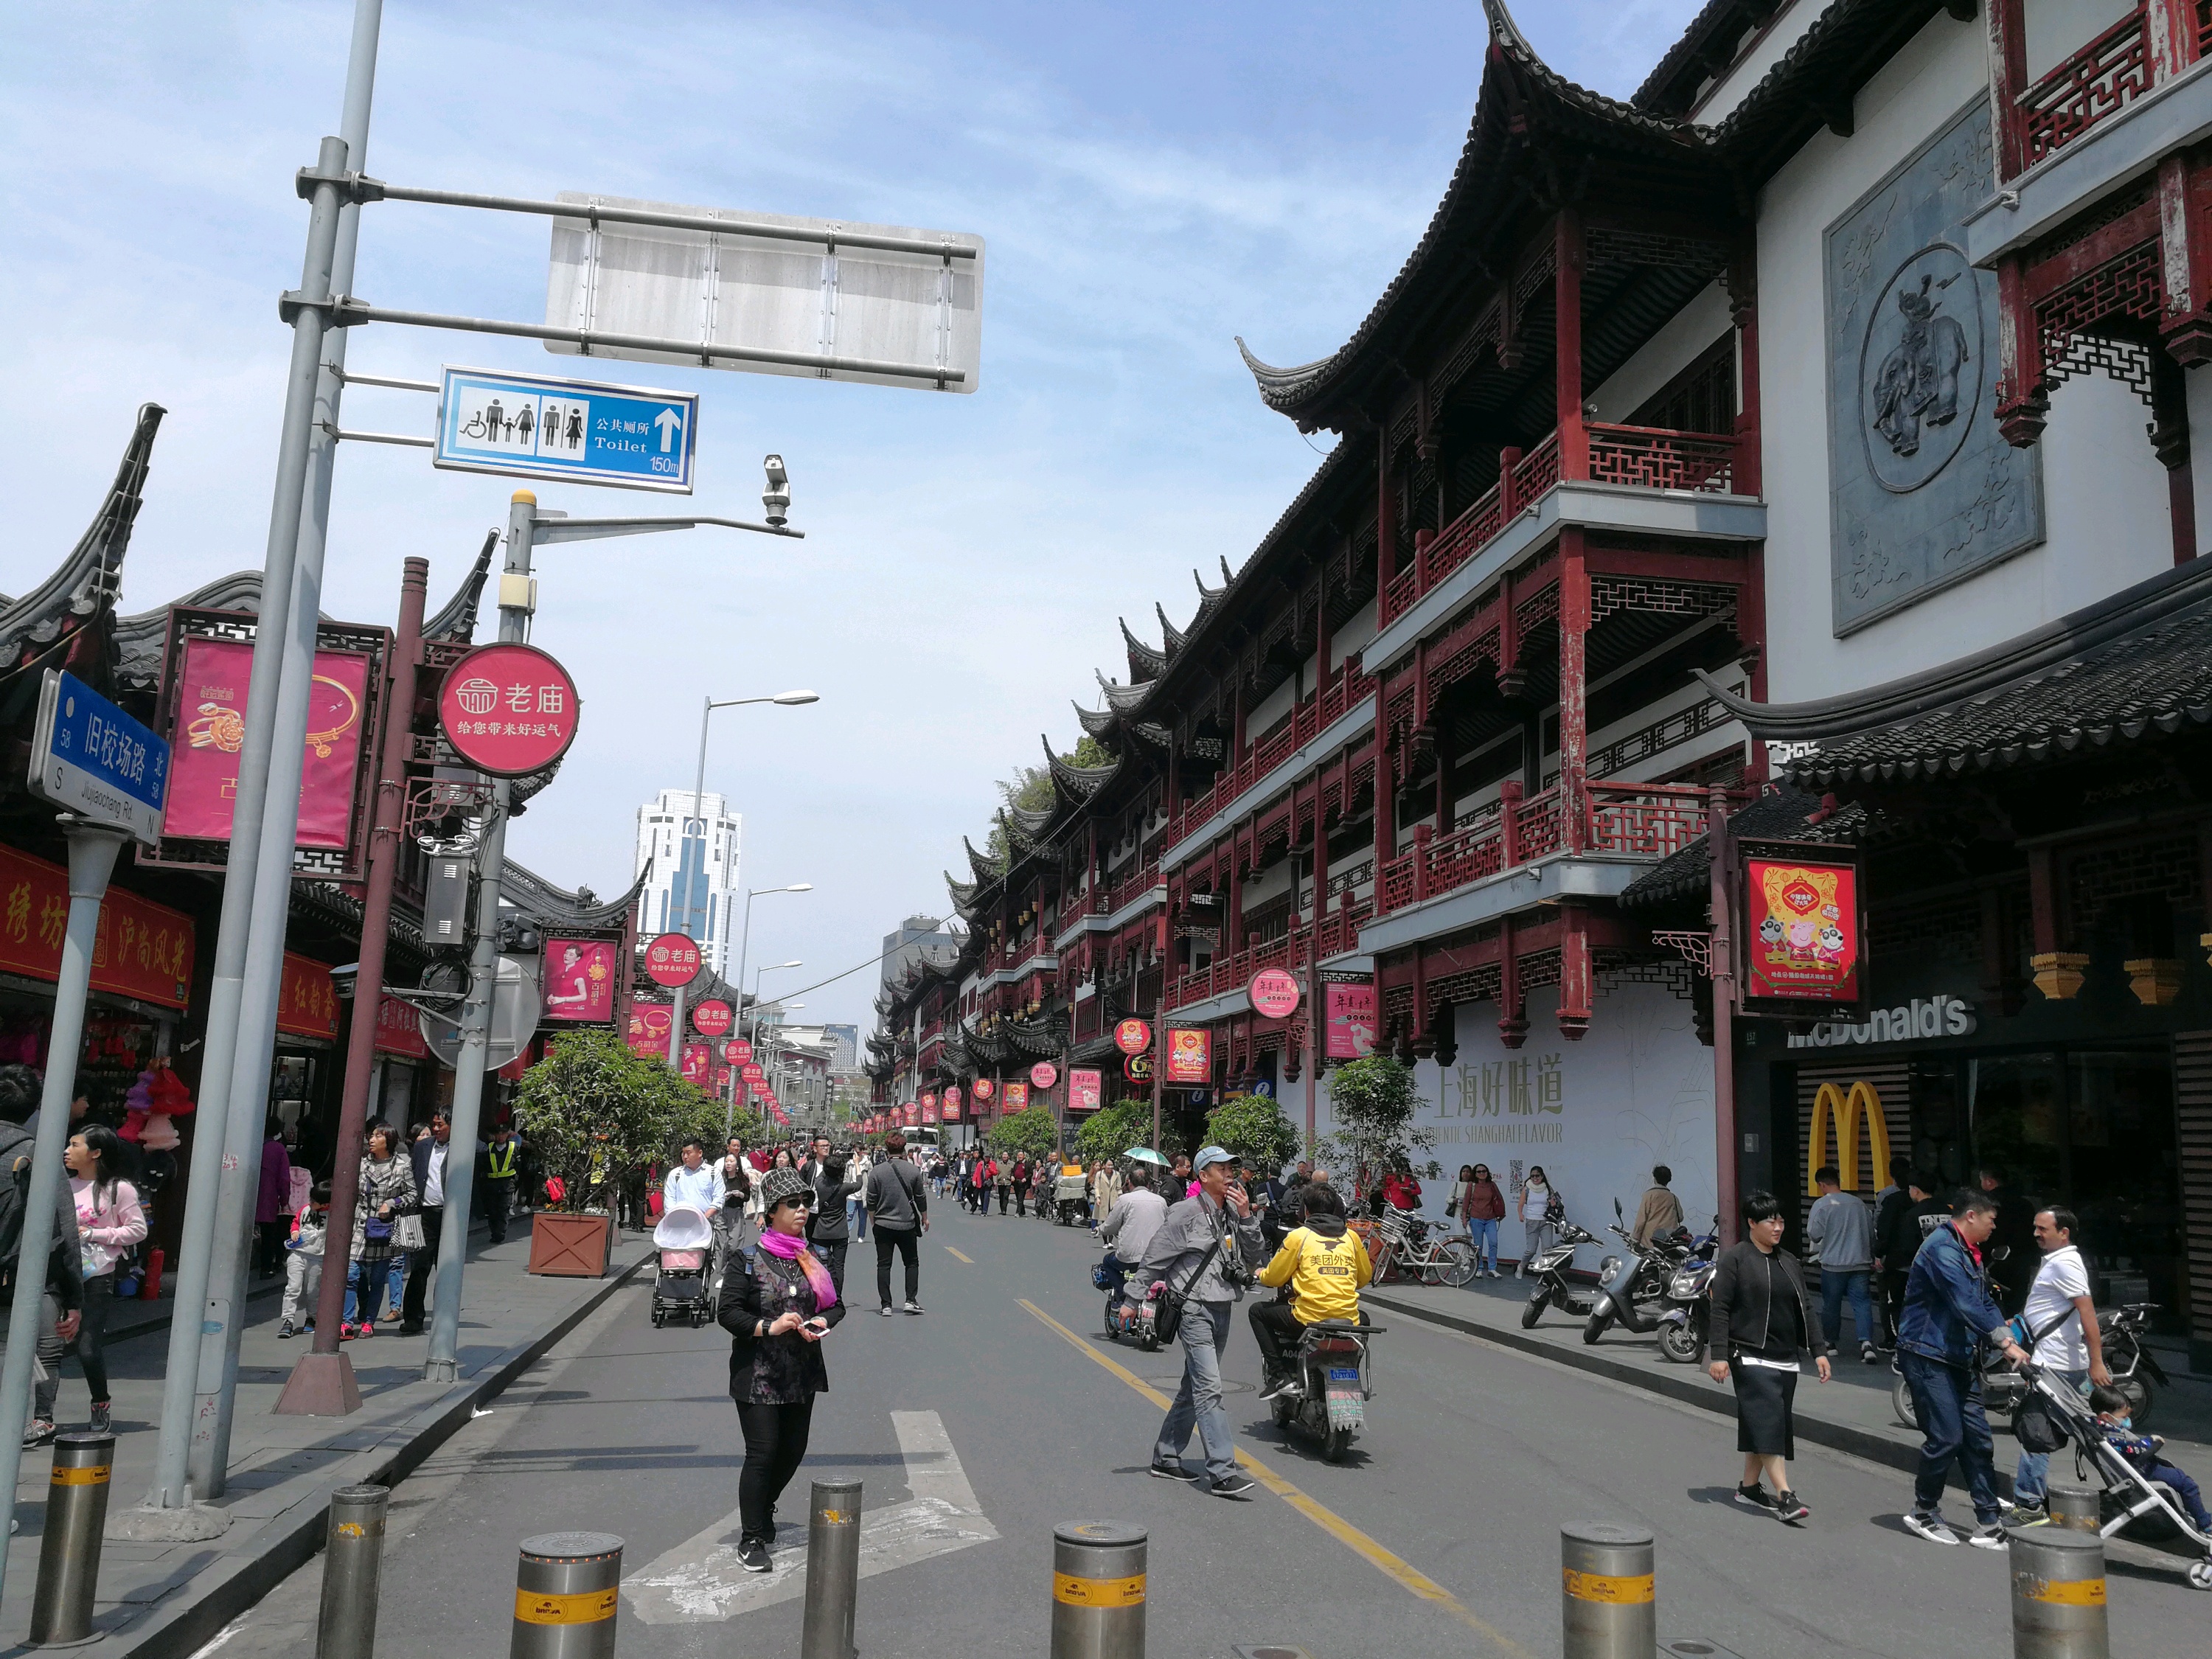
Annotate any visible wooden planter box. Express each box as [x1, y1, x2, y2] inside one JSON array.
[[527, 1211, 613, 1278]]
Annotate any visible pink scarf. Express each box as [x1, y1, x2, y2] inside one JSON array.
[[757, 1226, 838, 1310]]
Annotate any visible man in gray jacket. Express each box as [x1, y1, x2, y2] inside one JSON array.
[[1097, 1164, 1166, 1301], [1804, 1166, 1879, 1363], [1135, 1146, 1265, 1498]]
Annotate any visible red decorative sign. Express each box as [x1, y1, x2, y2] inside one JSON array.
[[922, 1102, 939, 1124], [681, 1043, 710, 1084], [742, 1062, 765, 1081], [0, 846, 195, 1010], [1324, 982, 1377, 1059], [1113, 1018, 1151, 1055], [437, 641, 580, 778], [1248, 967, 1301, 1020], [166, 637, 371, 851], [1743, 850, 1863, 1010], [714, 1066, 731, 1091], [543, 937, 617, 1023], [1004, 1082, 1029, 1112], [1069, 1068, 1102, 1111], [374, 994, 432, 1060], [942, 1086, 962, 1119], [721, 1037, 747, 1062], [903, 1104, 920, 1127], [276, 953, 340, 1040], [626, 1004, 673, 1057], [1029, 1062, 1058, 1091], [973, 1077, 995, 1100], [643, 932, 703, 988], [692, 998, 733, 1037], [1123, 1053, 1152, 1083], [1164, 1028, 1211, 1085]]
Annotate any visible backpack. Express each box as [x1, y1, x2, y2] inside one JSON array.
[[0, 1121, 36, 1284], [2014, 1396, 2070, 1455]]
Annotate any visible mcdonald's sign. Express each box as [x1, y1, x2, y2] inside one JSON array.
[[1806, 1081, 1891, 1197]]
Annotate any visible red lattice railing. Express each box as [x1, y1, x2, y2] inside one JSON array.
[[1169, 667, 1375, 845], [1516, 786, 1564, 860], [1586, 782, 1711, 859], [1587, 423, 1739, 494], [1512, 432, 1562, 504], [2020, 7, 2151, 166], [1164, 925, 1310, 1012], [1102, 860, 1162, 917]]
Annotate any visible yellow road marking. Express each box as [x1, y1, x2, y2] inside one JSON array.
[[1016, 1296, 1531, 1658], [945, 1246, 974, 1263]]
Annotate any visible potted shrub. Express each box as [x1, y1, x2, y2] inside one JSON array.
[[514, 1030, 688, 1276]]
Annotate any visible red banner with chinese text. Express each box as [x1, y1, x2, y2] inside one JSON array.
[[0, 846, 197, 1011], [165, 638, 372, 850], [374, 994, 431, 1059], [277, 953, 338, 1040], [1743, 852, 1863, 1008]]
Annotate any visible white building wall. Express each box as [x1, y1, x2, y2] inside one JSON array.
[[633, 788, 742, 975], [1755, 12, 2175, 703]]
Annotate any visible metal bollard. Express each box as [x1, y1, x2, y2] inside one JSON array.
[[29, 1430, 115, 1647], [510, 1531, 622, 1659], [1051, 1522, 1146, 1659], [1560, 1521, 1655, 1659], [800, 1479, 862, 1659], [2008, 1527, 2107, 1659], [315, 1484, 389, 1659], [2046, 1482, 2101, 1534]]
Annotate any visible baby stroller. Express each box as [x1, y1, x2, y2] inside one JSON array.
[[650, 1207, 715, 1328], [2020, 1359, 2212, 1589]]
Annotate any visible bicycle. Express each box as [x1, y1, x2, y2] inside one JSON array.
[[1371, 1205, 1477, 1287]]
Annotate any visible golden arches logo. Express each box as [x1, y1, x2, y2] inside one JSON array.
[[1808, 1081, 1890, 1196]]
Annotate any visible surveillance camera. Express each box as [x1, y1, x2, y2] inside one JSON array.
[[762, 453, 790, 527]]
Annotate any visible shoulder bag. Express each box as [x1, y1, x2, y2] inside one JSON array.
[[1153, 1222, 1227, 1346]]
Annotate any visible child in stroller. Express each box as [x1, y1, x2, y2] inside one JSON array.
[[2090, 1384, 2212, 1537], [651, 1206, 715, 1328], [2017, 1362, 2212, 1589]]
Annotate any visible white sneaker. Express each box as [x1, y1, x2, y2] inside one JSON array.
[[1966, 1524, 2007, 1551], [1902, 1509, 1959, 1546]]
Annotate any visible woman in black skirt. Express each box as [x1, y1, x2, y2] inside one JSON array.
[[718, 1166, 846, 1572], [1708, 1189, 1830, 1524]]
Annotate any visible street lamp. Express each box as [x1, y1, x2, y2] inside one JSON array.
[[726, 888, 811, 1130]]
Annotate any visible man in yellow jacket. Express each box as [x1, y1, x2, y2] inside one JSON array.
[[1251, 1183, 1372, 1400]]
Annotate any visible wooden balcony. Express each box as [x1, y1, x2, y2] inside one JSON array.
[[2019, 7, 2152, 167], [1169, 667, 1376, 845]]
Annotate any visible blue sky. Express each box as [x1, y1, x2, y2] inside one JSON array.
[[1, 1, 1701, 1031]]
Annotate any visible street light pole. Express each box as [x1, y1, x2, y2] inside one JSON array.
[[726, 887, 809, 1130]]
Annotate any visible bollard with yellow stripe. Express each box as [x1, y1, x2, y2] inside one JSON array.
[[31, 1430, 116, 1646], [1052, 1522, 1147, 1659], [1561, 1521, 1655, 1659], [512, 1531, 623, 1659], [2008, 1527, 2109, 1659]]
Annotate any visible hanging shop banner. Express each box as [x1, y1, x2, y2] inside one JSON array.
[[436, 641, 581, 778], [681, 1043, 710, 1085], [626, 1004, 673, 1057], [692, 998, 734, 1037], [1123, 1053, 1152, 1083], [1003, 1082, 1029, 1112], [1248, 967, 1301, 1020], [1739, 844, 1865, 1016], [1113, 1018, 1151, 1055], [643, 932, 703, 988], [920, 1092, 938, 1114], [972, 1077, 995, 1100], [374, 994, 433, 1060], [942, 1085, 962, 1119], [1068, 1068, 1102, 1111], [1324, 981, 1378, 1060], [541, 937, 618, 1023], [714, 1065, 731, 1091], [922, 1102, 939, 1124], [1164, 1028, 1211, 1085], [1029, 1061, 1058, 1091], [276, 953, 340, 1041], [0, 845, 195, 1010], [904, 1103, 920, 1127], [722, 1037, 750, 1063], [164, 637, 373, 853]]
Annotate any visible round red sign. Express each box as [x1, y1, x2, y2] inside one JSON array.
[[1114, 1018, 1152, 1055], [726, 1038, 754, 1065], [1124, 1052, 1153, 1082], [692, 999, 733, 1037], [437, 641, 581, 778], [1248, 967, 1301, 1020], [643, 933, 702, 988], [741, 1062, 765, 1081], [1030, 1062, 1058, 1091]]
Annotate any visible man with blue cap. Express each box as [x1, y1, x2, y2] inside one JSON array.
[[1135, 1145, 1265, 1498]]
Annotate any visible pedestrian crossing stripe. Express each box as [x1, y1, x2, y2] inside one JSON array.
[[2015, 1574, 2105, 1607], [1562, 1568, 1653, 1605], [1054, 1571, 1145, 1607], [515, 1587, 619, 1624]]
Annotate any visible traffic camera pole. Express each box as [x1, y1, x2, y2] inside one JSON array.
[[0, 822, 126, 1605]]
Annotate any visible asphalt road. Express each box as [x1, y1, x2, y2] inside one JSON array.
[[196, 1197, 2209, 1658]]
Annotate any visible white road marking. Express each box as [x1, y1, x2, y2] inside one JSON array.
[[622, 1409, 997, 1624]]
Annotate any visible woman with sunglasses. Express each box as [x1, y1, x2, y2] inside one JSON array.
[[719, 1166, 846, 1573], [1456, 1164, 1506, 1279]]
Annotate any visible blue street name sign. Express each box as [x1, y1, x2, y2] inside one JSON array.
[[28, 669, 170, 844], [434, 366, 699, 494]]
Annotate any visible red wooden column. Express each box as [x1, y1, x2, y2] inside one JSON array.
[[1497, 914, 1526, 1049], [1372, 681, 1397, 869], [1988, 0, 2029, 182], [2149, 0, 2201, 81], [1556, 209, 1588, 481], [1728, 246, 1761, 498], [1315, 565, 1335, 702], [1557, 903, 1591, 1042], [1558, 527, 1591, 855], [1226, 835, 1245, 961], [1376, 427, 1398, 603], [2159, 154, 2212, 366]]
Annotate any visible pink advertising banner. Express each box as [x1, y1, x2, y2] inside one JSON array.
[[1068, 1068, 1102, 1111], [542, 938, 618, 1024], [627, 1004, 673, 1057], [1324, 982, 1378, 1059], [167, 638, 371, 849]]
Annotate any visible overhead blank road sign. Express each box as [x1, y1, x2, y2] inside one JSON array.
[[544, 194, 984, 392], [436, 366, 698, 493], [29, 670, 170, 845]]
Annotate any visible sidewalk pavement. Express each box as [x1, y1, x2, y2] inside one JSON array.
[[1366, 1272, 2212, 1491], [1, 1217, 653, 1658]]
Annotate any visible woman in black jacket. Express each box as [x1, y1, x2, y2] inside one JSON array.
[[718, 1166, 847, 1573], [808, 1155, 863, 1295], [1707, 1189, 1831, 1524]]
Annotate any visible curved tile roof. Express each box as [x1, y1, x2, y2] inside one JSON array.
[[1, 403, 164, 676]]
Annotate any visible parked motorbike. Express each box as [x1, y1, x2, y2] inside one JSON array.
[[1520, 1222, 1609, 1329], [1093, 1252, 1161, 1350], [1270, 1318, 1385, 1463], [1891, 1301, 2166, 1430], [1584, 1199, 1694, 1346], [1656, 1215, 1723, 1363]]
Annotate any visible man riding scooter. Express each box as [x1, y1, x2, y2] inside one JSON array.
[[1251, 1182, 1373, 1400], [1097, 1162, 1166, 1304]]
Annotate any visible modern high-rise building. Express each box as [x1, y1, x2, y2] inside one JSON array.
[[880, 914, 960, 988], [819, 1023, 860, 1071], [634, 788, 742, 976]]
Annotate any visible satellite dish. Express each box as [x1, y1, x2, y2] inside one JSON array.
[[422, 955, 543, 1070]]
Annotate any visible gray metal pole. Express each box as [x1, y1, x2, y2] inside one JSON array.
[[1050, 1521, 1146, 1659], [511, 1531, 622, 1659], [2008, 1526, 2107, 1659], [1559, 1521, 1655, 1659], [422, 492, 532, 1382], [28, 1430, 117, 1645], [0, 822, 125, 1605], [315, 1484, 390, 1659], [799, 1479, 862, 1659]]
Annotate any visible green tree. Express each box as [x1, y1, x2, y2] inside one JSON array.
[[982, 736, 1115, 861], [987, 1105, 1058, 1161], [670, 1088, 765, 1156], [1074, 1099, 1183, 1165], [1206, 1093, 1301, 1176], [513, 1029, 687, 1214], [1317, 1055, 1439, 1197]]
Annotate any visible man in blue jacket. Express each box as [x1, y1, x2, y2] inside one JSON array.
[[1895, 1188, 2028, 1548]]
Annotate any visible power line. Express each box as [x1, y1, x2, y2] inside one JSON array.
[[759, 915, 961, 1009]]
